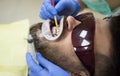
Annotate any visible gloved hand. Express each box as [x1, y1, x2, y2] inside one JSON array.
[[26, 52, 70, 76], [40, 0, 80, 20]]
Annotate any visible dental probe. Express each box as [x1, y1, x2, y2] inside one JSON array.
[[51, 0, 59, 29], [27, 35, 38, 64]]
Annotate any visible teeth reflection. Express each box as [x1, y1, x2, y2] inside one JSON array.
[[52, 27, 61, 37]]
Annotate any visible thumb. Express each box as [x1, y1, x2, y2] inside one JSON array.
[[36, 53, 53, 69], [55, 0, 66, 13], [54, 0, 59, 3]]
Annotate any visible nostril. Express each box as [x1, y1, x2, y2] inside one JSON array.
[[74, 20, 81, 27], [67, 16, 75, 23], [67, 16, 81, 30]]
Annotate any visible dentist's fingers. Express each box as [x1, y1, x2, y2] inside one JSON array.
[[28, 70, 34, 76], [55, 0, 66, 13], [40, 5, 49, 19], [40, 5, 54, 19], [44, 1, 60, 19], [40, 0, 60, 20], [36, 53, 54, 70], [26, 52, 43, 72]]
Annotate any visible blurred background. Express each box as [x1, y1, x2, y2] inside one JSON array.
[[0, 0, 43, 25]]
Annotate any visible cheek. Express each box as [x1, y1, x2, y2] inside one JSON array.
[[58, 32, 73, 50], [57, 32, 79, 60]]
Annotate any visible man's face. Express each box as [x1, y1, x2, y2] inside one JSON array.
[[30, 13, 111, 75]]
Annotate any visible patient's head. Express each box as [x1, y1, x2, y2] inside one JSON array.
[[30, 15, 88, 75], [30, 13, 120, 75]]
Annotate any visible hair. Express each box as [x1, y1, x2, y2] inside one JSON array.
[[109, 14, 120, 75]]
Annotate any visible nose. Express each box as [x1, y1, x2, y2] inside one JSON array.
[[67, 16, 81, 30]]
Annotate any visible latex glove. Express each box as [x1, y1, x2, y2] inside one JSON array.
[[26, 52, 70, 76], [40, 0, 80, 20]]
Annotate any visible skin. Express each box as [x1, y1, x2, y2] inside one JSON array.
[[105, 0, 120, 10], [30, 16, 115, 76]]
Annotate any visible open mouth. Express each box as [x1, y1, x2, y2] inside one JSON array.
[[49, 20, 60, 36], [41, 17, 64, 41], [30, 16, 68, 42]]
